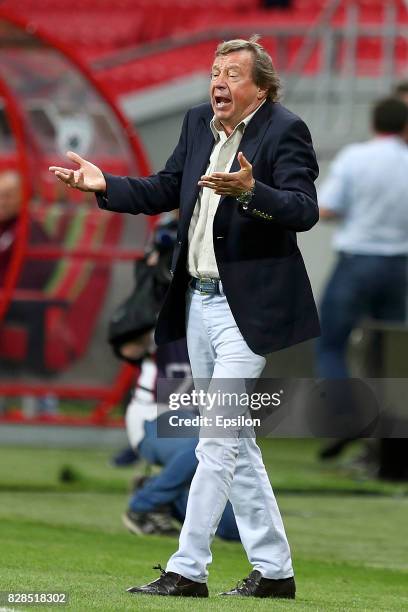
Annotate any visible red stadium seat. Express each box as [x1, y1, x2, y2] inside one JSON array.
[[2, 1, 405, 97]]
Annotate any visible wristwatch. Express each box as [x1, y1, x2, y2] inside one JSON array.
[[236, 182, 255, 209]]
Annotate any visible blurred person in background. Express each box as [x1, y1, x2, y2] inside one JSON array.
[[394, 80, 408, 108], [0, 170, 58, 416], [109, 212, 178, 466], [377, 81, 408, 481], [316, 97, 408, 460], [0, 170, 54, 290], [121, 338, 240, 542], [109, 214, 239, 540], [0, 170, 56, 414], [317, 97, 408, 379]]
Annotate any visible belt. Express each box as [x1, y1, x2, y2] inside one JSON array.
[[189, 276, 222, 294]]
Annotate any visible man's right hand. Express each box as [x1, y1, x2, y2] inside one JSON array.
[[48, 151, 107, 193]]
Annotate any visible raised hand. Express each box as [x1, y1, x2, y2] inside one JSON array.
[[198, 151, 254, 196], [48, 151, 106, 193]]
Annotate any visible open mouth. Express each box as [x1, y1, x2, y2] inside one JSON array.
[[214, 95, 232, 109]]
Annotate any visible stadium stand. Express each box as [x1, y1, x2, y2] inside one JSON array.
[[0, 1, 404, 107], [0, 1, 319, 65]]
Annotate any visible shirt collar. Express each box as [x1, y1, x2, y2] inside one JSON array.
[[374, 134, 405, 144], [210, 99, 266, 140]]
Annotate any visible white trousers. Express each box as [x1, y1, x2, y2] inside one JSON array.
[[166, 286, 293, 582]]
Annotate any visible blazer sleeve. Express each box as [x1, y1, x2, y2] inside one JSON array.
[[241, 119, 319, 232], [96, 110, 190, 216]]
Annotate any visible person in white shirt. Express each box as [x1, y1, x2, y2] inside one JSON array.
[[317, 97, 408, 380]]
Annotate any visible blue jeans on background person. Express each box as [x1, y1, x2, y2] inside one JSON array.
[[129, 413, 240, 541], [317, 253, 407, 379]]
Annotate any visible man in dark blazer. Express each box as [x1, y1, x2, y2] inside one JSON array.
[[49, 36, 319, 599]]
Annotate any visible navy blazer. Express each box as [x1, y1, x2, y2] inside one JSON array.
[[97, 100, 320, 355]]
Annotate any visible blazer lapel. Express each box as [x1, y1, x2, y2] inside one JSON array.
[[228, 101, 274, 174], [192, 117, 215, 191], [180, 116, 214, 227]]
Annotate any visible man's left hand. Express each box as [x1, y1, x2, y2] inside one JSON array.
[[198, 151, 254, 196]]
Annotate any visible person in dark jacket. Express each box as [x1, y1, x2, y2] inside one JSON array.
[[49, 35, 319, 600]]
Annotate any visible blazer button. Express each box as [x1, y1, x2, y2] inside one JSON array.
[[177, 240, 182, 245]]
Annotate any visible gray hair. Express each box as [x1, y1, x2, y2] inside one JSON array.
[[215, 35, 281, 102]]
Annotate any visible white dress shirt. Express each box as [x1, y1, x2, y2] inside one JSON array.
[[318, 136, 408, 255], [187, 101, 265, 278]]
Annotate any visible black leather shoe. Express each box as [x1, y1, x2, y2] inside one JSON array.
[[220, 570, 295, 598], [127, 564, 209, 597]]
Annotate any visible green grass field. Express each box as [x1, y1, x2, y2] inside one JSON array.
[[0, 440, 407, 611]]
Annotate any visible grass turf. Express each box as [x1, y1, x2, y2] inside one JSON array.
[[0, 440, 407, 611]]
